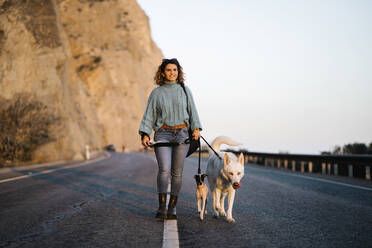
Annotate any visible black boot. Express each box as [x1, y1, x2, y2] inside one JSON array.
[[156, 193, 167, 219], [167, 195, 178, 220]]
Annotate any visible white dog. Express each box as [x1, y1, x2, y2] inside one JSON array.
[[206, 136, 245, 223]]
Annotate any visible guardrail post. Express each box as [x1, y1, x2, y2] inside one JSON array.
[[284, 160, 288, 170], [292, 160, 296, 172], [366, 166, 371, 180], [322, 162, 326, 175], [327, 163, 331, 175], [244, 155, 248, 164], [348, 164, 353, 177], [334, 164, 338, 176], [309, 162, 313, 173], [85, 145, 90, 160], [254, 156, 258, 164], [277, 159, 281, 169], [264, 158, 268, 167], [301, 161, 305, 173]]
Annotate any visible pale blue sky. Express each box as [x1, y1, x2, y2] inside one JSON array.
[[137, 0, 372, 154]]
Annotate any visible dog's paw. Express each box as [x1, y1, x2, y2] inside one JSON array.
[[219, 210, 226, 217], [205, 210, 207, 214], [199, 212, 205, 221], [212, 211, 219, 218], [226, 217, 236, 223]]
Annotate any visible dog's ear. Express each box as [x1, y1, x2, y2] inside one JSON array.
[[238, 152, 244, 166], [201, 174, 207, 180], [224, 153, 230, 165], [194, 175, 198, 180]]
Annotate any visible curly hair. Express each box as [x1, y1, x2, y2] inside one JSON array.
[[154, 58, 185, 86]]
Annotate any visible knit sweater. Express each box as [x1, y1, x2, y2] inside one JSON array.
[[138, 82, 202, 137]]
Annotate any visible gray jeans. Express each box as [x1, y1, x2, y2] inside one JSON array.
[[154, 127, 190, 196]]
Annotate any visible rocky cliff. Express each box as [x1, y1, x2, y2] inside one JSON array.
[[0, 0, 162, 163]]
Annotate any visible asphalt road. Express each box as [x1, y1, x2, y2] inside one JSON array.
[[1, 152, 372, 248]]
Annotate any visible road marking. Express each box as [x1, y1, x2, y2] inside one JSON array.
[[250, 166, 372, 192], [0, 153, 109, 184], [162, 183, 180, 248], [0, 160, 67, 174]]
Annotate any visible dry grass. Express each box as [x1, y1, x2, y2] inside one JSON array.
[[0, 93, 59, 166]]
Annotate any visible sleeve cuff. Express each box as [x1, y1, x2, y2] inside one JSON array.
[[139, 131, 150, 139]]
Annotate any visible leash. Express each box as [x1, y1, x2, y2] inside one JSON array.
[[198, 139, 201, 174], [200, 135, 222, 160], [149, 141, 187, 147]]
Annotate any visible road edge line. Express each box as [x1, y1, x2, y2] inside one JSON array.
[[162, 183, 180, 248], [0, 152, 111, 184]]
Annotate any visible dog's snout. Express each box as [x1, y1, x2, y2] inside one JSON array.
[[195, 178, 203, 186], [232, 182, 241, 189]]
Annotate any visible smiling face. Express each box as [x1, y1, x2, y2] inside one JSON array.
[[162, 63, 178, 82], [221, 153, 245, 189]]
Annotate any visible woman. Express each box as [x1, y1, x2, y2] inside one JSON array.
[[139, 58, 202, 220]]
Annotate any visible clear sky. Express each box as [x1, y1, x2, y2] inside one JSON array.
[[137, 0, 372, 154]]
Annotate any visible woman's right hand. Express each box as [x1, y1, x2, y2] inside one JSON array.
[[142, 135, 151, 147]]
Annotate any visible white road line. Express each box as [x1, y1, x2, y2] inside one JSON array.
[[0, 160, 67, 174], [251, 166, 372, 192], [162, 183, 180, 248], [0, 153, 109, 184]]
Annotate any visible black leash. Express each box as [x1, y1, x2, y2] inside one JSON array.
[[198, 139, 201, 174], [200, 135, 222, 160]]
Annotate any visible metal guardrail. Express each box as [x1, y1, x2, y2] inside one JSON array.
[[198, 149, 372, 180]]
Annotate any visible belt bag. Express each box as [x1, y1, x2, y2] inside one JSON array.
[[179, 83, 200, 157]]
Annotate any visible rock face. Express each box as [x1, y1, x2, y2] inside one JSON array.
[[0, 0, 162, 162]]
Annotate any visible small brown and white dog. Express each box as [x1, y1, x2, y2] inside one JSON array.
[[194, 174, 208, 221]]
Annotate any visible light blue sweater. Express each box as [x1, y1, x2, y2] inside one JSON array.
[[139, 82, 202, 137]]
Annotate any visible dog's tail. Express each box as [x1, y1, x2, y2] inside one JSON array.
[[210, 136, 242, 155]]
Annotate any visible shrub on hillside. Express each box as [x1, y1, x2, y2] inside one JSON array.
[[0, 93, 60, 166]]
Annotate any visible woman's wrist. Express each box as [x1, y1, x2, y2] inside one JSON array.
[[140, 132, 149, 140]]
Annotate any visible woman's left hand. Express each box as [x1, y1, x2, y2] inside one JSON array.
[[192, 128, 200, 140]]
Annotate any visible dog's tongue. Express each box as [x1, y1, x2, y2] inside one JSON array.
[[233, 182, 241, 189]]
